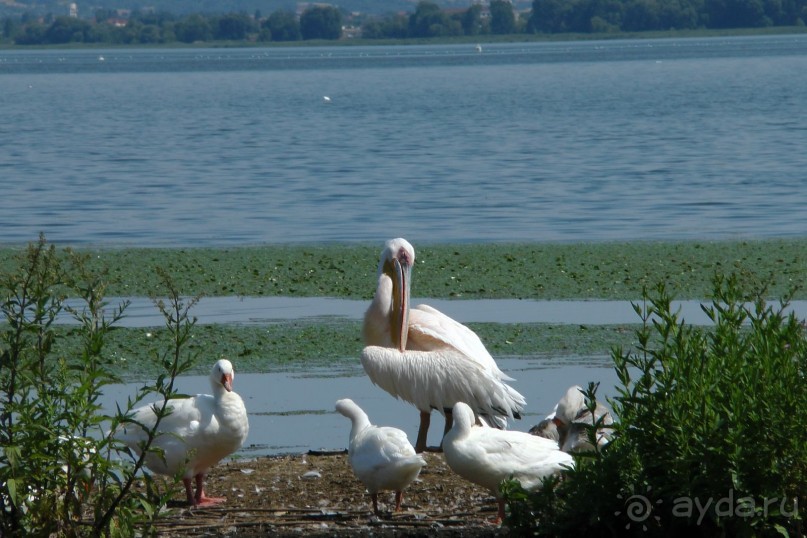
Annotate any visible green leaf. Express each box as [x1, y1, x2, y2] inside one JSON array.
[[5, 478, 18, 507]]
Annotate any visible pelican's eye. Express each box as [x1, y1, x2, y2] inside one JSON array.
[[397, 248, 412, 266]]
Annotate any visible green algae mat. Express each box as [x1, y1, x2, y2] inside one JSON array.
[[3, 239, 806, 378], [2, 239, 805, 300]]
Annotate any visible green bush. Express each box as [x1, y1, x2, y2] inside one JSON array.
[[1, 236, 198, 536], [504, 273, 806, 536]]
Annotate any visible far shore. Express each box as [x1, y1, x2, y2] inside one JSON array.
[[1, 25, 806, 51]]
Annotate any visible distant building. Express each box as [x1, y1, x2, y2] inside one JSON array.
[[69, 3, 78, 18], [341, 25, 361, 38]]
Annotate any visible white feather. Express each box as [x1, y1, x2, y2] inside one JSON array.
[[443, 402, 573, 497], [117, 359, 249, 503], [550, 385, 614, 453], [361, 346, 524, 424], [335, 398, 425, 511], [362, 238, 525, 433]]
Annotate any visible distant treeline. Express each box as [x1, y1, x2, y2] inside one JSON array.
[[2, 0, 806, 45]]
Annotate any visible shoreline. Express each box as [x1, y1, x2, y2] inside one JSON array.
[[2, 25, 806, 51]]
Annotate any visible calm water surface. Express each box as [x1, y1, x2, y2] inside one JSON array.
[[2, 35, 807, 247], [99, 356, 619, 456], [62, 295, 807, 327]]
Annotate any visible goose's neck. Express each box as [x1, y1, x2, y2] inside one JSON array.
[[350, 414, 372, 442]]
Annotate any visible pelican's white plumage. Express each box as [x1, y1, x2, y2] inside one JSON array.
[[335, 398, 426, 514], [442, 402, 573, 522], [361, 346, 524, 430], [117, 359, 249, 506], [362, 238, 525, 452]]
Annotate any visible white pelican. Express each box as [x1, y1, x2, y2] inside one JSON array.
[[550, 385, 614, 453], [335, 398, 426, 514], [117, 359, 249, 506], [362, 238, 526, 452], [442, 402, 573, 523]]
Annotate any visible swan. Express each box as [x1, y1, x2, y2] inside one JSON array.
[[362, 238, 525, 452], [442, 401, 573, 523], [117, 359, 249, 506], [335, 398, 426, 514]]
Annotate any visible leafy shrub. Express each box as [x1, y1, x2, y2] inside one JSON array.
[[504, 273, 806, 536], [1, 236, 198, 536]]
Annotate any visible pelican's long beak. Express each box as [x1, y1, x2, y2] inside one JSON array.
[[222, 373, 234, 392], [391, 257, 411, 352]]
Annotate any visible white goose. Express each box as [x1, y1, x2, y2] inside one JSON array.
[[442, 402, 573, 523], [362, 238, 526, 452], [548, 385, 614, 453], [335, 398, 426, 514], [117, 359, 249, 506]]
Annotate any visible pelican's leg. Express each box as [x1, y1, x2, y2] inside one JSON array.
[[415, 411, 430, 453], [394, 490, 404, 512], [438, 408, 454, 451], [443, 408, 453, 435], [371, 492, 380, 515]]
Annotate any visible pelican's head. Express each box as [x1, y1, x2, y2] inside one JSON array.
[[212, 359, 235, 392], [379, 238, 415, 352]]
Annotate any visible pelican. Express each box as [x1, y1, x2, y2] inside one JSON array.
[[443, 402, 573, 523], [362, 238, 526, 453]]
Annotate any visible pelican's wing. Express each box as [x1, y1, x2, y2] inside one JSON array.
[[361, 346, 524, 422], [409, 305, 500, 371], [408, 304, 526, 426]]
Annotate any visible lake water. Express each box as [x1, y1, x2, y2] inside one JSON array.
[[99, 356, 621, 456], [62, 295, 807, 327], [2, 35, 807, 247], [6, 35, 807, 457]]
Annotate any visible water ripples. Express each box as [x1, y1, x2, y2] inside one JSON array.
[[2, 36, 807, 247]]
